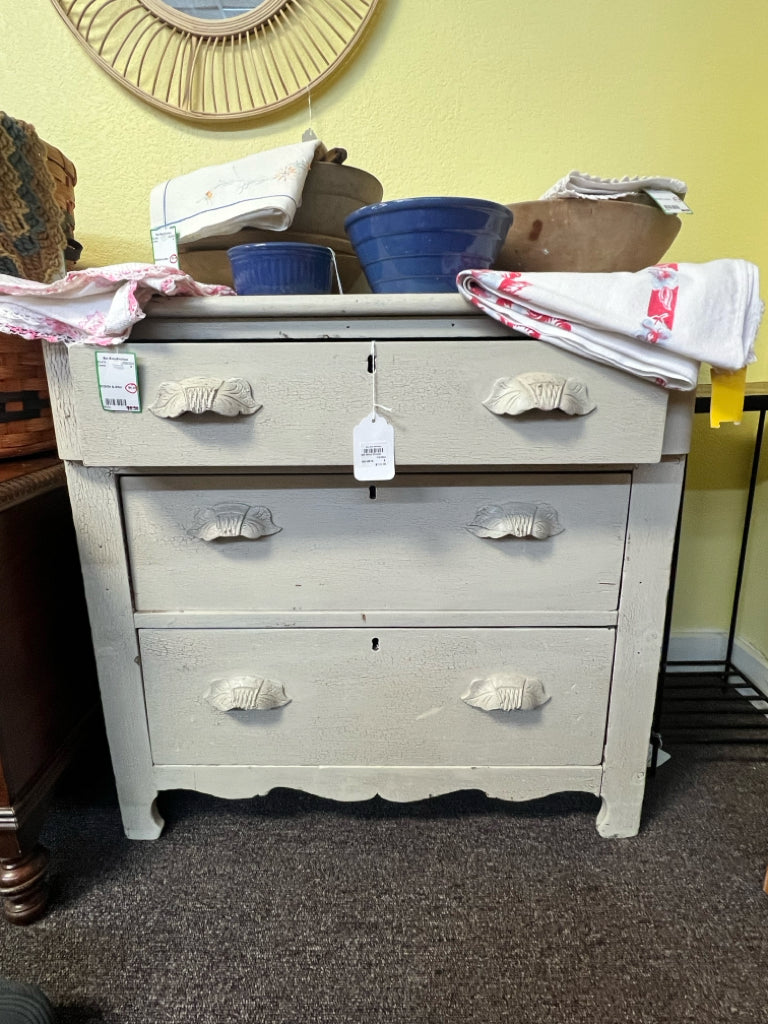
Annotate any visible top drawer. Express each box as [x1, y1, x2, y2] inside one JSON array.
[[67, 339, 668, 467]]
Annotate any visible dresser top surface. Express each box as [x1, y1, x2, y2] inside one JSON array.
[[134, 293, 521, 343], [142, 293, 496, 323]]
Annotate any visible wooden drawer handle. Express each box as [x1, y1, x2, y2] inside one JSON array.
[[465, 501, 564, 540], [461, 672, 550, 712], [193, 503, 282, 541], [148, 376, 261, 418], [483, 372, 596, 417], [203, 676, 291, 712]]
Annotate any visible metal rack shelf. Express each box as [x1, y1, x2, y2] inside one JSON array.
[[652, 384, 768, 761]]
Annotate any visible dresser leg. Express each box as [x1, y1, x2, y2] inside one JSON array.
[[0, 844, 50, 925], [595, 790, 643, 839], [120, 796, 165, 840]]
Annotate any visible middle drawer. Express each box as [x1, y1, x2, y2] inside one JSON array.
[[122, 472, 630, 615]]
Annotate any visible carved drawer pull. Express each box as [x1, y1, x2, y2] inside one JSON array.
[[148, 376, 261, 418], [193, 503, 282, 541], [203, 676, 290, 712], [483, 372, 596, 417], [461, 672, 550, 712], [465, 501, 564, 539]]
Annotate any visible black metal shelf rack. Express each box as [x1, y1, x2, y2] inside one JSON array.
[[652, 387, 768, 762]]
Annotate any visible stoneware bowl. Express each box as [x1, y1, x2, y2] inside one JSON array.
[[494, 197, 682, 273], [291, 160, 384, 236], [181, 233, 367, 293], [344, 196, 514, 293], [227, 242, 335, 296]]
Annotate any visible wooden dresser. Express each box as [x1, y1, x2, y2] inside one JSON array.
[[43, 294, 695, 840], [0, 455, 97, 923]]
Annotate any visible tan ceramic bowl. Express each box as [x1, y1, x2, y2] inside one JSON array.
[[291, 160, 383, 236], [494, 197, 682, 273]]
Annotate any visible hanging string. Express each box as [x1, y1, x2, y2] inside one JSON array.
[[302, 86, 318, 141], [370, 339, 392, 422], [328, 248, 343, 294]]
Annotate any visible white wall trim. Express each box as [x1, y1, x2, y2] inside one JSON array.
[[730, 638, 768, 701], [667, 630, 768, 700], [667, 629, 728, 667]]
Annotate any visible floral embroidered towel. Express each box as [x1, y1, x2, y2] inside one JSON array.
[[0, 263, 234, 345], [455, 261, 763, 390], [149, 140, 322, 245], [541, 170, 688, 200]]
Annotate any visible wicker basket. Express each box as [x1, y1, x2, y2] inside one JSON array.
[[44, 142, 80, 270], [0, 333, 55, 458], [0, 124, 78, 459]]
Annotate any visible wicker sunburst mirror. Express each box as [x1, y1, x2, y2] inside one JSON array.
[[49, 0, 380, 122]]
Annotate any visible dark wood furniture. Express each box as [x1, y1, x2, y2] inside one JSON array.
[[0, 455, 98, 924]]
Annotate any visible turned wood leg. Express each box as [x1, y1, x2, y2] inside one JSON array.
[[763, 865, 768, 895], [0, 844, 50, 925]]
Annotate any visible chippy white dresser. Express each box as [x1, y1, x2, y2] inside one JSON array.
[[43, 294, 694, 840]]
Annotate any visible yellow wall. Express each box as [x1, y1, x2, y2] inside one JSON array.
[[3, 0, 768, 648]]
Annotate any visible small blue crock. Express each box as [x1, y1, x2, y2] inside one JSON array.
[[227, 242, 335, 296]]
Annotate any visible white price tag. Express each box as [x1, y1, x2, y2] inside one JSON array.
[[353, 414, 395, 481], [95, 351, 141, 412], [644, 189, 693, 215], [150, 225, 180, 267]]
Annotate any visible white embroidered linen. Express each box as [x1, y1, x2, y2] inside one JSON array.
[[455, 261, 762, 391], [150, 140, 322, 245], [0, 264, 234, 346], [541, 170, 688, 200]]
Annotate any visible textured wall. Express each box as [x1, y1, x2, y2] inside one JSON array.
[[2, 0, 767, 646]]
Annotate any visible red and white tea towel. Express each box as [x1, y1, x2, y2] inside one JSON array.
[[0, 263, 234, 346], [456, 260, 763, 390]]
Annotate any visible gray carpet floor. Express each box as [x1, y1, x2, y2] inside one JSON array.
[[1, 733, 767, 1024]]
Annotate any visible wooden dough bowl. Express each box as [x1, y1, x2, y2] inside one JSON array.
[[494, 197, 682, 273]]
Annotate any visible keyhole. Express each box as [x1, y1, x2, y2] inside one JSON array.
[[369, 485, 377, 499], [367, 353, 375, 373], [371, 637, 380, 651]]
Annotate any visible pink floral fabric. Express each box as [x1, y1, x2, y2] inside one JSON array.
[[456, 260, 763, 390], [0, 263, 234, 346]]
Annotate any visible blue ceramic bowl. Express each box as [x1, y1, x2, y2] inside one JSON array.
[[344, 197, 513, 293], [227, 242, 334, 296]]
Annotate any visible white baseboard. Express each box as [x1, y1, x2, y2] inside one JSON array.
[[667, 630, 768, 700], [666, 630, 728, 667], [729, 638, 768, 701]]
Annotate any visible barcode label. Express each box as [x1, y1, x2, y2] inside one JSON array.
[[644, 188, 693, 215], [150, 225, 180, 267], [353, 414, 395, 481], [95, 352, 141, 412]]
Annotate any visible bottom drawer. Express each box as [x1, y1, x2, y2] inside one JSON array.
[[140, 627, 614, 768]]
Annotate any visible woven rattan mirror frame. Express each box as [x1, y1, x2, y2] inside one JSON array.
[[49, 0, 380, 123]]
